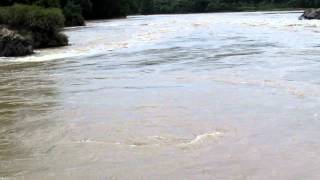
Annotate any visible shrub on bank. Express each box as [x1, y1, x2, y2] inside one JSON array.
[[63, 0, 85, 26], [206, 0, 233, 12], [34, 0, 61, 8], [0, 4, 68, 49], [0, 6, 9, 24], [0, 4, 64, 31]]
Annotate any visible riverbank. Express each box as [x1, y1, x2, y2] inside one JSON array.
[[0, 4, 68, 57]]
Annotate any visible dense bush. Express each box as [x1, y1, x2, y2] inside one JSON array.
[[0, 7, 8, 24], [34, 0, 60, 8], [63, 0, 85, 26], [206, 1, 238, 12], [0, 4, 68, 48], [32, 30, 68, 47], [140, 0, 154, 14], [2, 4, 65, 31]]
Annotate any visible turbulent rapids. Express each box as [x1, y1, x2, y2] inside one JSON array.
[[1, 11, 320, 179]]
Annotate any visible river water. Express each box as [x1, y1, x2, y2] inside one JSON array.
[[1, 11, 320, 179]]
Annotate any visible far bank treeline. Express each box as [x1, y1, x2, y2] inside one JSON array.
[[1, 0, 320, 27], [139, 0, 320, 14], [2, 0, 320, 25]]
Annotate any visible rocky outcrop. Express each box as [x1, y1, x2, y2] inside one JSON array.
[[300, 8, 320, 20], [0, 27, 33, 57]]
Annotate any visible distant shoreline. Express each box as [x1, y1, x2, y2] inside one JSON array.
[[127, 9, 304, 17]]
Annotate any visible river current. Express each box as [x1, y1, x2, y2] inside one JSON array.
[[1, 11, 320, 179]]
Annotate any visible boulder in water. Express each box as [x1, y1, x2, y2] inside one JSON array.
[[300, 8, 320, 20], [0, 27, 33, 57]]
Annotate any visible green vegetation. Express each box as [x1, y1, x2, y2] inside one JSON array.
[[0, 4, 67, 48], [62, 0, 85, 26], [2, 0, 319, 27], [138, 0, 308, 14], [0, 0, 134, 26]]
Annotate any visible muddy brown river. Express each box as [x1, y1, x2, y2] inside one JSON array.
[[1, 11, 320, 179]]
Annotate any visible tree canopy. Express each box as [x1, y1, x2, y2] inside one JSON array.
[[1, 0, 320, 26]]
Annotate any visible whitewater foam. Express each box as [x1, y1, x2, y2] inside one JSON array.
[[178, 131, 224, 149]]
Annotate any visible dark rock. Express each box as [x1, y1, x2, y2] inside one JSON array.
[[0, 27, 33, 57], [300, 8, 320, 20]]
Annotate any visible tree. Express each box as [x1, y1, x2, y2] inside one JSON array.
[[141, 0, 154, 15], [63, 0, 84, 26]]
